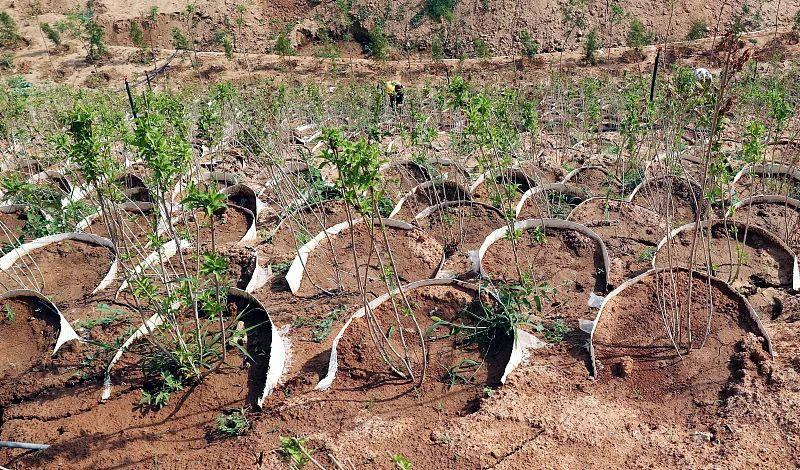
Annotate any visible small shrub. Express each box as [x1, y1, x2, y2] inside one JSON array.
[[367, 22, 389, 59], [626, 18, 654, 49], [274, 31, 295, 56], [40, 22, 61, 46], [686, 20, 708, 40], [0, 11, 21, 47], [213, 30, 234, 59], [431, 35, 445, 61], [519, 30, 538, 60], [130, 21, 146, 49], [215, 409, 249, 437], [171, 27, 190, 50], [583, 29, 600, 65], [792, 11, 800, 40], [392, 453, 413, 469], [279, 436, 312, 467], [0, 53, 12, 70], [473, 37, 489, 58]]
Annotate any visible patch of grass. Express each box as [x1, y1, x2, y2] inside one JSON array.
[[441, 358, 481, 388], [74, 304, 127, 330], [272, 260, 292, 276], [535, 317, 570, 343], [4, 304, 14, 323], [294, 305, 345, 343], [279, 436, 313, 468], [392, 453, 413, 469], [0, 53, 13, 70], [215, 408, 249, 437], [638, 247, 656, 262]]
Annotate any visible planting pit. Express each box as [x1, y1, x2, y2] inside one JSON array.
[[379, 161, 431, 200], [329, 283, 512, 417], [630, 175, 705, 227], [390, 180, 471, 221], [470, 168, 536, 208], [82, 206, 159, 248], [654, 220, 797, 290], [293, 221, 443, 297], [733, 169, 800, 200], [266, 199, 352, 262], [516, 183, 588, 219], [0, 295, 82, 407], [415, 201, 505, 278], [0, 297, 59, 401], [568, 198, 669, 282], [591, 269, 772, 421], [564, 166, 622, 198], [481, 223, 608, 326], [733, 197, 800, 255], [0, 205, 29, 243], [0, 239, 114, 309], [175, 204, 253, 247]]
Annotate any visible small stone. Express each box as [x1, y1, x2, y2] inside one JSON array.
[[693, 431, 713, 443]]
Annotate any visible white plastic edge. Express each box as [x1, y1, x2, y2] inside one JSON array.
[[0, 289, 81, 355], [0, 232, 118, 294]]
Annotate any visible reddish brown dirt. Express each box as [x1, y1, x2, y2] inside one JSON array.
[[470, 169, 535, 209], [297, 222, 443, 297], [733, 200, 800, 255], [0, 209, 28, 242], [631, 176, 706, 227], [592, 271, 768, 421], [175, 204, 252, 247], [654, 221, 796, 290], [263, 199, 353, 264], [390, 180, 470, 221], [516, 185, 587, 220], [565, 167, 622, 198], [416, 202, 505, 279], [0, 240, 114, 310], [734, 173, 800, 200], [482, 226, 607, 327], [569, 199, 670, 283], [0, 298, 59, 402], [83, 208, 158, 248], [0, 296, 100, 409], [380, 162, 430, 201]]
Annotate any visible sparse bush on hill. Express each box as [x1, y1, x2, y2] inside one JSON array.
[[626, 18, 654, 49], [426, 0, 458, 22], [519, 30, 539, 60], [473, 37, 489, 58], [171, 27, 190, 51], [583, 29, 600, 64], [0, 11, 22, 47], [40, 22, 62, 47], [63, 9, 108, 62], [792, 11, 800, 40], [366, 22, 389, 59], [686, 20, 708, 40], [213, 29, 234, 59], [274, 30, 295, 56]]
